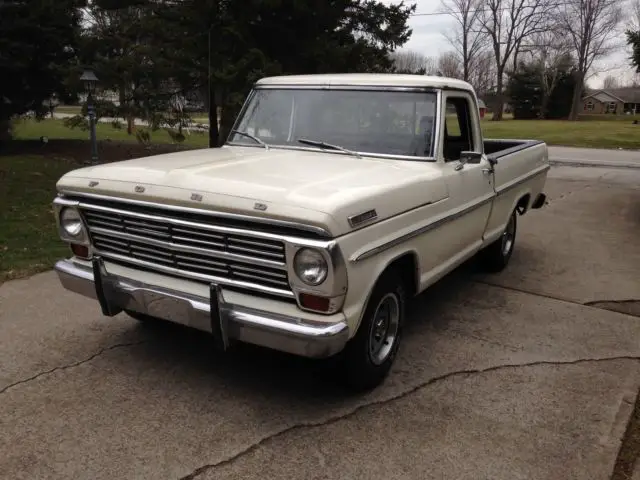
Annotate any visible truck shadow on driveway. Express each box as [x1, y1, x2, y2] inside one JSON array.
[[118, 261, 480, 401]]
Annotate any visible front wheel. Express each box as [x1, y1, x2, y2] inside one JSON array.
[[479, 208, 517, 272], [338, 271, 406, 392]]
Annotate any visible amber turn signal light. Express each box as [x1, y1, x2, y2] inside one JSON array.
[[70, 244, 90, 259], [299, 293, 331, 312]]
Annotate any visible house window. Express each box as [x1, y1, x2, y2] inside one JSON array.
[[606, 102, 617, 113], [585, 101, 594, 111]]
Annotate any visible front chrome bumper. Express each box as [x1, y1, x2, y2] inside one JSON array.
[[54, 257, 349, 358]]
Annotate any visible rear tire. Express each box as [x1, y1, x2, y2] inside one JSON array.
[[337, 271, 406, 392], [479, 208, 517, 272]]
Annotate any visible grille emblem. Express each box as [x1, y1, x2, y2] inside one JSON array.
[[348, 209, 378, 228], [190, 193, 203, 202], [88, 181, 99, 187], [254, 202, 267, 211], [134, 185, 145, 193]]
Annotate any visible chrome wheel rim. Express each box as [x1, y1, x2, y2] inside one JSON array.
[[502, 213, 516, 256], [368, 293, 400, 365]]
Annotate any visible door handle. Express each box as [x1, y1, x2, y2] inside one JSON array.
[[482, 168, 493, 175]]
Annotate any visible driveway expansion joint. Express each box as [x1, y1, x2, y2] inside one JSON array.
[[474, 281, 640, 317], [0, 340, 146, 395], [178, 355, 640, 480]]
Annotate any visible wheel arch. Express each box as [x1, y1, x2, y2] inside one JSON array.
[[515, 192, 531, 215], [352, 250, 419, 335]]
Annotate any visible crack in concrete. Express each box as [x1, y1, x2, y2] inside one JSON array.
[[474, 280, 640, 317], [0, 340, 146, 395], [473, 280, 585, 307], [178, 355, 640, 480], [586, 300, 640, 306], [585, 300, 640, 318]]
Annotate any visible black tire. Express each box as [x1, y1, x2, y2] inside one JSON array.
[[479, 208, 517, 272], [338, 270, 406, 392]]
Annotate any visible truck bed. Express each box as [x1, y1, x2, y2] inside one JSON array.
[[483, 139, 549, 201], [484, 139, 544, 160]]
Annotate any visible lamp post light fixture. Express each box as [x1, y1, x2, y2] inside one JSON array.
[[80, 69, 99, 165]]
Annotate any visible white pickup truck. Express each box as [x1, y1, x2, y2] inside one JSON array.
[[52, 74, 549, 391]]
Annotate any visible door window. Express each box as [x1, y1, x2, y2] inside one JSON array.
[[443, 97, 474, 161]]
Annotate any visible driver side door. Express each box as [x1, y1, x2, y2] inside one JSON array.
[[437, 91, 495, 266]]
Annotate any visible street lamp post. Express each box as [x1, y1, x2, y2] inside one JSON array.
[[80, 69, 99, 165]]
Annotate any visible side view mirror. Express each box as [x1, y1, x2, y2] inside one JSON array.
[[455, 151, 483, 171]]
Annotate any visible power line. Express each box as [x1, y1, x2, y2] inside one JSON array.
[[409, 1, 583, 18]]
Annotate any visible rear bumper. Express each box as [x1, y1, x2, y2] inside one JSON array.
[[54, 257, 349, 359]]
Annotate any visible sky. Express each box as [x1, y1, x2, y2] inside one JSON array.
[[383, 0, 637, 89]]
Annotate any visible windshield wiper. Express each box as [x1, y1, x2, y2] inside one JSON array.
[[229, 130, 269, 149], [297, 138, 361, 158]]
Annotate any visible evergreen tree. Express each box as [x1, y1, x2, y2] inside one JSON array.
[[507, 59, 577, 120], [0, 0, 83, 142], [546, 68, 576, 119], [155, 0, 416, 145], [506, 63, 543, 120], [628, 30, 640, 72]]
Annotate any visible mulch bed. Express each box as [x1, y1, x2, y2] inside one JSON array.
[[0, 138, 196, 164]]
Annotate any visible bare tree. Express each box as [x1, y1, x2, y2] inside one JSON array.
[[468, 50, 497, 95], [526, 28, 573, 117], [437, 51, 464, 78], [559, 0, 623, 120], [390, 50, 438, 74], [602, 74, 619, 88], [440, 0, 488, 82], [478, 0, 556, 120], [630, 0, 640, 31]]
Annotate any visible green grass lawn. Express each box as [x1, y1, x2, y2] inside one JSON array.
[[13, 118, 209, 148], [0, 155, 80, 282], [480, 118, 640, 149], [15, 115, 640, 151], [1, 119, 209, 281], [55, 105, 82, 114]]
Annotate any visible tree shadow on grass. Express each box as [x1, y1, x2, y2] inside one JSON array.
[[0, 138, 193, 164]]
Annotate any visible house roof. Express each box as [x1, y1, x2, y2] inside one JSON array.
[[583, 87, 640, 103]]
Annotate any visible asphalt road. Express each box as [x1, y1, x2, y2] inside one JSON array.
[[1, 162, 640, 479], [548, 146, 640, 169]]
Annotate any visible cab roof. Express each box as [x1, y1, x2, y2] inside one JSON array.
[[255, 73, 475, 93]]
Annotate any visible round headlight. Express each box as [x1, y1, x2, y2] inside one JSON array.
[[294, 248, 328, 286], [60, 208, 83, 237]]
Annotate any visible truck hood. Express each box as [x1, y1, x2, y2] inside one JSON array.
[[57, 145, 448, 237]]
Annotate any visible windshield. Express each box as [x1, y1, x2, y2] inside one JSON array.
[[227, 88, 438, 158]]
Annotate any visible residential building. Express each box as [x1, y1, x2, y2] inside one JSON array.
[[581, 87, 640, 115]]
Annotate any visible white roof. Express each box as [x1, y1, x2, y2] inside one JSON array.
[[256, 73, 475, 92]]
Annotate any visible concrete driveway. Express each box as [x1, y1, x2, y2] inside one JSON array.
[[1, 162, 639, 479]]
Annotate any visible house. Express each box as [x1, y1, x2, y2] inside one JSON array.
[[581, 87, 640, 115], [477, 98, 487, 118]]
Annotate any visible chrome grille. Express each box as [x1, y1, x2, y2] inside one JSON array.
[[79, 204, 292, 296]]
